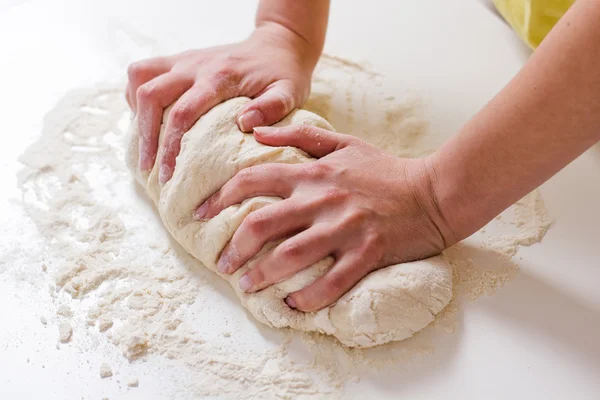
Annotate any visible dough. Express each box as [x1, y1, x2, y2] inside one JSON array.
[[126, 97, 453, 347]]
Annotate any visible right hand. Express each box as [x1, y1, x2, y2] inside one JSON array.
[[193, 125, 456, 312], [126, 22, 318, 184]]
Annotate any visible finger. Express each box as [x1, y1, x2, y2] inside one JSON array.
[[127, 57, 173, 112], [217, 198, 314, 275], [286, 252, 369, 312], [238, 224, 337, 293], [136, 73, 194, 171], [194, 163, 299, 220], [253, 125, 352, 158], [236, 81, 300, 132], [159, 80, 238, 184]]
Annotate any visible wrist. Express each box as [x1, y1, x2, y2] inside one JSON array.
[[252, 21, 322, 71], [407, 158, 460, 250], [425, 151, 489, 243]]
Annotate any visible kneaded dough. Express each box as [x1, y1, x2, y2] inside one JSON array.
[[127, 97, 453, 347]]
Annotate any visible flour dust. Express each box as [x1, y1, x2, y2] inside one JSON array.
[[15, 55, 553, 399]]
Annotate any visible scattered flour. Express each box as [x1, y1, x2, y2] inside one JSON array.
[[98, 315, 114, 332], [16, 55, 554, 398], [58, 322, 72, 343], [485, 191, 555, 257], [127, 377, 139, 387], [56, 304, 73, 317], [99, 362, 113, 378]]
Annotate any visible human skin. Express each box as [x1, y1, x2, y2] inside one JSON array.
[[126, 0, 329, 184], [128, 0, 600, 312]]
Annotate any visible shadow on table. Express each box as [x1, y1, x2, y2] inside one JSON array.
[[137, 177, 598, 390], [479, 267, 600, 369], [340, 239, 599, 393], [352, 312, 464, 394]]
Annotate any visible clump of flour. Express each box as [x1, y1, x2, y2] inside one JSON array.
[[16, 55, 553, 398], [99, 362, 113, 378], [58, 322, 73, 343]]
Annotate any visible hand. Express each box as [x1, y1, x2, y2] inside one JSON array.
[[194, 126, 457, 312], [126, 22, 318, 184]]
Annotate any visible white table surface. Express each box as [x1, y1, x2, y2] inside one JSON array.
[[1, 0, 599, 399]]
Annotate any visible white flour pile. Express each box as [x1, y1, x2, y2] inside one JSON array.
[[15, 55, 554, 399]]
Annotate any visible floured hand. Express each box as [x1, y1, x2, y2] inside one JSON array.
[[125, 22, 318, 184], [195, 125, 457, 312]]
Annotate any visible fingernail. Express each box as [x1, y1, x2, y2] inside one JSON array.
[[238, 110, 264, 132], [193, 203, 209, 220], [285, 297, 297, 309], [253, 126, 277, 135], [159, 164, 172, 185], [239, 275, 253, 292]]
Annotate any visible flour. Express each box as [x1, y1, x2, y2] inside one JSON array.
[[127, 96, 453, 348], [485, 190, 555, 257], [99, 362, 113, 378], [16, 55, 554, 399], [127, 378, 139, 387], [58, 322, 73, 343], [57, 304, 73, 317], [98, 316, 113, 332]]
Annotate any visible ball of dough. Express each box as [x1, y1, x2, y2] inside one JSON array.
[[127, 97, 453, 347]]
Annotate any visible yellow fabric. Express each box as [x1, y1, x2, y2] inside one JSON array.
[[493, 0, 575, 48]]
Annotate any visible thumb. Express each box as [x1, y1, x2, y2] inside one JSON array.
[[236, 81, 301, 132]]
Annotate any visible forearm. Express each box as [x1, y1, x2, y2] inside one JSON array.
[[255, 0, 329, 66], [430, 0, 600, 242]]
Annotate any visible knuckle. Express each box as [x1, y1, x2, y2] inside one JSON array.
[[127, 61, 146, 81], [236, 167, 258, 187], [307, 187, 347, 211], [278, 241, 303, 261], [289, 293, 310, 311], [224, 244, 243, 268], [170, 104, 192, 126], [248, 266, 266, 285], [323, 187, 349, 204], [211, 67, 241, 90], [245, 210, 268, 235], [305, 162, 334, 180], [324, 273, 346, 295], [136, 83, 158, 103], [343, 208, 371, 228], [270, 89, 295, 113]]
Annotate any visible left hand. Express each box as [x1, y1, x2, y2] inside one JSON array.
[[194, 125, 456, 312], [125, 22, 318, 184]]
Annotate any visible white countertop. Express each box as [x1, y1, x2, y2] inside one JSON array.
[[1, 1, 599, 399]]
